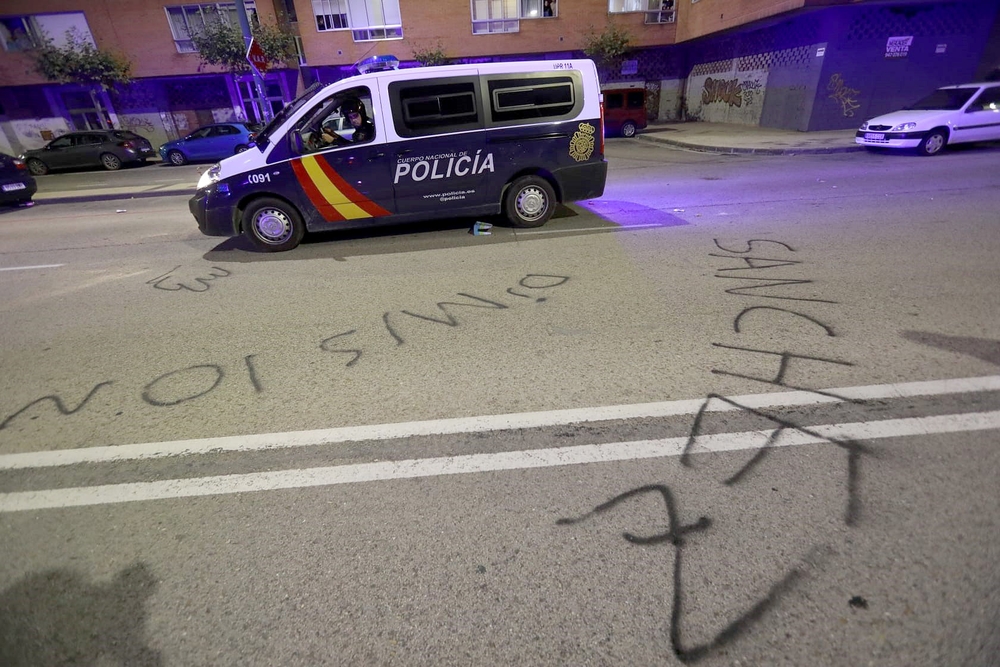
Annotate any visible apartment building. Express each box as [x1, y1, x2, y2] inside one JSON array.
[[1, 0, 998, 156]]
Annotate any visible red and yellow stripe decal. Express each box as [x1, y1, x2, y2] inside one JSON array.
[[291, 155, 391, 222]]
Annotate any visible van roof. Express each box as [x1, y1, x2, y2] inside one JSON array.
[[356, 58, 598, 82]]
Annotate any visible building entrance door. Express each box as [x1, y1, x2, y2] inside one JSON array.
[[61, 89, 113, 131]]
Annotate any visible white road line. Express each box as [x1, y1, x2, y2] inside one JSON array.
[[2, 410, 998, 513], [2, 375, 999, 471], [518, 223, 662, 235], [0, 264, 65, 272]]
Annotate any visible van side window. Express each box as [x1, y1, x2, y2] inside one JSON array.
[[389, 78, 481, 137], [485, 73, 582, 124], [627, 91, 645, 109]]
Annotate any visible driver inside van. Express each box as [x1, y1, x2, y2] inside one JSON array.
[[305, 97, 374, 152]]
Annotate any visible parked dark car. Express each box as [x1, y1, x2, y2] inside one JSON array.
[[158, 123, 261, 165], [22, 130, 154, 174], [0, 152, 37, 207]]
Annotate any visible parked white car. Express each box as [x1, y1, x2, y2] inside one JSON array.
[[855, 81, 1000, 155]]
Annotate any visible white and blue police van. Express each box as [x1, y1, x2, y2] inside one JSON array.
[[190, 56, 608, 251]]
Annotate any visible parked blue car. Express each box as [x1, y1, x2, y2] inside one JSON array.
[[159, 122, 261, 165]]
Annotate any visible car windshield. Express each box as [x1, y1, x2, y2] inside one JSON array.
[[253, 82, 324, 148], [904, 88, 977, 111]]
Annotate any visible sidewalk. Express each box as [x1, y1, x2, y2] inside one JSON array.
[[634, 121, 862, 155]]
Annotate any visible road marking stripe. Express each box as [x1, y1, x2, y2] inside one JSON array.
[[2, 410, 998, 513], [0, 264, 65, 272], [2, 375, 999, 472]]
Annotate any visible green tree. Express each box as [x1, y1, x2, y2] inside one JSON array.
[[582, 23, 633, 71], [33, 29, 133, 89], [411, 41, 449, 67], [190, 16, 294, 73]]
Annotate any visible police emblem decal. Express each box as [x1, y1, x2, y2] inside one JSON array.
[[569, 123, 596, 162]]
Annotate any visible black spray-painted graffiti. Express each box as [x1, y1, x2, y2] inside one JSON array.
[[827, 73, 861, 117], [146, 265, 232, 292], [560, 240, 864, 662], [119, 115, 156, 135], [559, 485, 832, 663], [741, 77, 764, 107], [0, 275, 567, 432], [701, 77, 743, 107]]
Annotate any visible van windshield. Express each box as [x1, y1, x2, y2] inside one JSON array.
[[254, 82, 324, 148]]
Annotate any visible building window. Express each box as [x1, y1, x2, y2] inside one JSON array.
[[1, 13, 94, 51], [313, 0, 349, 31], [165, 2, 257, 54], [293, 35, 307, 65], [312, 0, 402, 41], [607, 0, 645, 11], [471, 0, 519, 34], [521, 0, 557, 18], [644, 0, 675, 24]]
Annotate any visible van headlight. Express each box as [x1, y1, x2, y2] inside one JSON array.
[[197, 163, 221, 190]]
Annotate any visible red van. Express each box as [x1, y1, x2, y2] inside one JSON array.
[[602, 85, 647, 137]]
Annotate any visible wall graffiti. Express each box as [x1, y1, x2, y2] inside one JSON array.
[[119, 114, 156, 135], [827, 73, 861, 117], [741, 77, 764, 107], [701, 77, 743, 107], [559, 239, 862, 662], [0, 274, 569, 431]]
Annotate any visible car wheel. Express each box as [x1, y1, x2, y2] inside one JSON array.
[[26, 158, 48, 176], [101, 153, 123, 170], [167, 150, 187, 166], [917, 128, 948, 156], [621, 121, 637, 138], [234, 144, 249, 154], [503, 175, 556, 228], [242, 197, 305, 252]]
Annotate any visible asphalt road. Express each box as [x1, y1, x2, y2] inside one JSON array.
[[1, 140, 998, 666]]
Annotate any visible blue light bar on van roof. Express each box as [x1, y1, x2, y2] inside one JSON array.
[[357, 55, 400, 74]]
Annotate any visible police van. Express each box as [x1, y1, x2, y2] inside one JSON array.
[[190, 56, 608, 251]]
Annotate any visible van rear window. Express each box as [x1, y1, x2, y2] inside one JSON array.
[[488, 76, 576, 122]]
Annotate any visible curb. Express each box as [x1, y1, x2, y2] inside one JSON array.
[[633, 133, 865, 155]]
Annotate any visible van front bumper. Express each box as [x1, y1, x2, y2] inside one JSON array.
[[189, 187, 237, 237], [556, 160, 608, 202]]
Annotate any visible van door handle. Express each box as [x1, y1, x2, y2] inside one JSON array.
[[368, 152, 385, 161]]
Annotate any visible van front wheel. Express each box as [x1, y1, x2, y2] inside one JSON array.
[[242, 197, 305, 252], [503, 176, 556, 228]]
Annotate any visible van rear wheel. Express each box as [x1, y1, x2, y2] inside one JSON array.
[[503, 175, 556, 228], [242, 197, 305, 252], [621, 121, 637, 138]]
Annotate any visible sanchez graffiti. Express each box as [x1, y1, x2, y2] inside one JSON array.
[[827, 74, 861, 117], [701, 77, 743, 107]]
